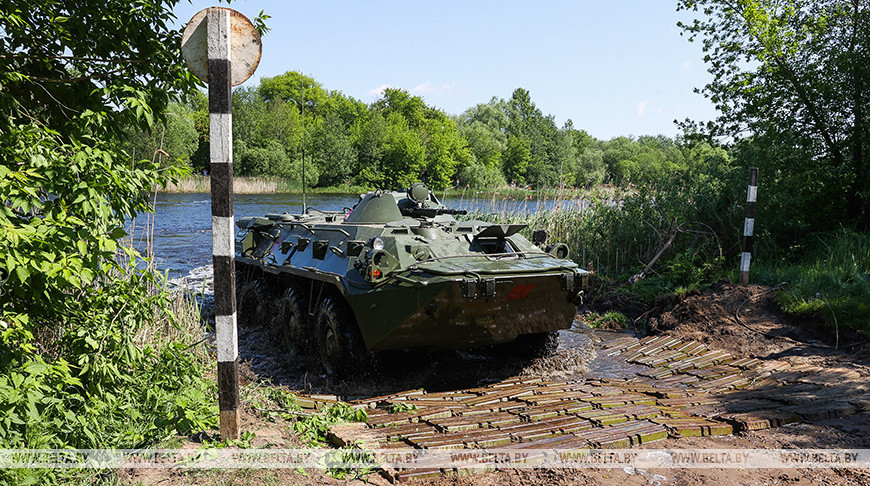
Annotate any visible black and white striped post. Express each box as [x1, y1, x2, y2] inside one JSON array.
[[740, 168, 759, 286], [182, 6, 261, 441], [207, 8, 240, 440]]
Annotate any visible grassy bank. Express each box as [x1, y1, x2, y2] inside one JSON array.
[[1, 262, 216, 485], [752, 229, 870, 337]]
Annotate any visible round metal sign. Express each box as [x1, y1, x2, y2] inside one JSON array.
[[181, 7, 262, 86]]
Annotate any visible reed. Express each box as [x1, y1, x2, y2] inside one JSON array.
[[159, 175, 282, 193], [159, 175, 376, 194], [463, 185, 683, 278]]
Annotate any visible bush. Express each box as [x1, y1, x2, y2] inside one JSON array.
[[458, 162, 506, 188]]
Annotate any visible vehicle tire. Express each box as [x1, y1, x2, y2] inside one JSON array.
[[315, 296, 366, 378], [506, 331, 559, 359], [272, 288, 308, 351], [236, 281, 264, 328]]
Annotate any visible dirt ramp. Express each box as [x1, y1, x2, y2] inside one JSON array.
[[649, 282, 860, 361]]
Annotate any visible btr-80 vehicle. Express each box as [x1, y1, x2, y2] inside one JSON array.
[[235, 183, 590, 376]]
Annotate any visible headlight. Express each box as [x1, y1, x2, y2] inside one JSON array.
[[371, 237, 385, 250]]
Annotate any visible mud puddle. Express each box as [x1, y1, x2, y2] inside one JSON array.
[[568, 326, 652, 380], [231, 317, 647, 400], [183, 265, 647, 397]]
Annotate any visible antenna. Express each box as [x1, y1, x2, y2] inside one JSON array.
[[301, 72, 307, 214]]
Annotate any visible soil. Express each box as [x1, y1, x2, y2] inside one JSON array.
[[122, 281, 870, 485], [647, 281, 870, 373]]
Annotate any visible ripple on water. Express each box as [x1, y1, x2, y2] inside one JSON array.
[[564, 323, 649, 380]]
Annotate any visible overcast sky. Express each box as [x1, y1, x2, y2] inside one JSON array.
[[174, 1, 719, 140]]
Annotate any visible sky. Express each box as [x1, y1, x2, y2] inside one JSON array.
[[173, 1, 719, 140]]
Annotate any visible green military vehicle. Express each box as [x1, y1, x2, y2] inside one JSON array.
[[235, 183, 590, 376]]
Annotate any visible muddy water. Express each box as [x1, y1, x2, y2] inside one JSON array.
[[235, 315, 643, 399], [175, 265, 643, 398], [567, 326, 651, 380]]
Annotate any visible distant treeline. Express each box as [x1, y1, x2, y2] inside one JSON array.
[[124, 71, 728, 191]]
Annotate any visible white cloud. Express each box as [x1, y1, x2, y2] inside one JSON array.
[[679, 60, 693, 70], [634, 100, 664, 117], [410, 81, 461, 96], [366, 84, 391, 97], [635, 100, 650, 116]]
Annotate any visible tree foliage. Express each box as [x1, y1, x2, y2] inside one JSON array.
[[678, 0, 870, 228], [0, 0, 216, 455], [130, 71, 737, 194]]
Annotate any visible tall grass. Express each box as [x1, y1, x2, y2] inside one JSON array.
[[468, 179, 869, 337], [464, 182, 733, 284], [162, 175, 624, 197], [160, 175, 286, 193], [752, 229, 870, 335], [440, 183, 624, 202]]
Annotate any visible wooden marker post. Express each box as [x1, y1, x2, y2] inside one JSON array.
[[740, 168, 758, 286], [181, 7, 261, 440], [207, 8, 239, 441]]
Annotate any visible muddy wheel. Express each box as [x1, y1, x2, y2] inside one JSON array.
[[505, 331, 559, 359], [237, 281, 264, 328], [315, 297, 366, 377], [272, 288, 308, 350]]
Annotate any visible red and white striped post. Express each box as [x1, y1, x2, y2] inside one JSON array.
[[740, 168, 758, 286], [207, 8, 240, 440]]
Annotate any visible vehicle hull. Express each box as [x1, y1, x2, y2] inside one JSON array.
[[346, 272, 577, 351]]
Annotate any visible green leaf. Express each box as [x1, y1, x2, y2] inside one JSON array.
[[14, 265, 30, 282], [23, 362, 49, 375]]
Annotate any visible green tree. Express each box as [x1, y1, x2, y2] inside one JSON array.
[[324, 90, 369, 128], [0, 0, 218, 454], [458, 121, 505, 170], [0, 0, 195, 320], [576, 147, 606, 187], [351, 110, 388, 187], [381, 112, 426, 188], [311, 112, 357, 186], [123, 102, 199, 168], [503, 135, 531, 184], [678, 0, 870, 227], [370, 88, 470, 189], [235, 139, 294, 177], [601, 136, 640, 184], [507, 88, 562, 187], [259, 71, 327, 117], [374, 88, 430, 130]]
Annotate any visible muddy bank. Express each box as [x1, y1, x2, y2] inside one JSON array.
[[588, 280, 870, 365]]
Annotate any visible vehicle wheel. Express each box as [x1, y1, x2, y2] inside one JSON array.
[[506, 331, 559, 359], [236, 281, 264, 328], [272, 288, 308, 350], [315, 296, 366, 378]]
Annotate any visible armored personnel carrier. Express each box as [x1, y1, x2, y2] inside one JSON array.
[[235, 183, 590, 376]]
